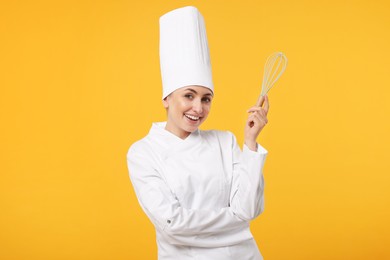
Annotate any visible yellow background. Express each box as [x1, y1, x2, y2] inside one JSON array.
[[1, 0, 389, 259]]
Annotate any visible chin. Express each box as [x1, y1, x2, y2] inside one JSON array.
[[183, 125, 198, 133], [181, 116, 205, 132]]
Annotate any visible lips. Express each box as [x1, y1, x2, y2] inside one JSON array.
[[184, 114, 200, 121]]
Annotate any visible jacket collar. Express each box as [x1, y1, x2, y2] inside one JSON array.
[[148, 122, 202, 152]]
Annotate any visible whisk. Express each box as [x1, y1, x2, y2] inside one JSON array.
[[256, 52, 288, 106]]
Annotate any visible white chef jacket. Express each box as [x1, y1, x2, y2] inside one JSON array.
[[127, 122, 268, 260]]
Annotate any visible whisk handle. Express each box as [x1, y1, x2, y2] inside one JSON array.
[[256, 94, 266, 107]]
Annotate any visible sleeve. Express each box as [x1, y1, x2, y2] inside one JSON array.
[[229, 133, 268, 221], [126, 144, 252, 248]]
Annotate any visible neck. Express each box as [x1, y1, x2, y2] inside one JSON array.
[[164, 122, 191, 139]]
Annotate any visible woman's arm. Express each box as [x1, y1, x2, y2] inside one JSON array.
[[229, 133, 268, 221], [229, 95, 269, 220], [127, 145, 252, 248]]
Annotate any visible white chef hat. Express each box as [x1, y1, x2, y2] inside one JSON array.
[[159, 6, 214, 99]]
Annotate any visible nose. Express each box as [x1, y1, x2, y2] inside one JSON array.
[[192, 99, 203, 114]]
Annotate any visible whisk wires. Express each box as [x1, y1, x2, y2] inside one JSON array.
[[260, 52, 288, 97]]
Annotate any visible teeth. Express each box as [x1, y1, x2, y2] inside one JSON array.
[[185, 114, 200, 120]]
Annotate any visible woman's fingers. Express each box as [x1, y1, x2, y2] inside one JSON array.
[[247, 95, 269, 113], [247, 111, 267, 127], [247, 114, 259, 128], [247, 107, 260, 113], [247, 109, 267, 121], [246, 107, 267, 118], [253, 112, 267, 126]]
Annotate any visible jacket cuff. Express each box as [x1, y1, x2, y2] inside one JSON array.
[[243, 143, 268, 156]]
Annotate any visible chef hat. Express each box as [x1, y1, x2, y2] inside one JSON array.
[[159, 6, 214, 99]]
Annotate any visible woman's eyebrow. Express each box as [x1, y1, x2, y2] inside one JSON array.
[[202, 94, 213, 99], [185, 88, 197, 94], [185, 88, 213, 96]]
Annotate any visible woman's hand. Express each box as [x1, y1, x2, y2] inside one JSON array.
[[244, 95, 269, 151]]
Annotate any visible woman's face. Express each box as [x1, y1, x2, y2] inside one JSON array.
[[163, 85, 213, 139]]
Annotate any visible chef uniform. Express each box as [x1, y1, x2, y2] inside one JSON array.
[[127, 6, 268, 260]]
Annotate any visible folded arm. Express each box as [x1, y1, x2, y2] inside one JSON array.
[[127, 145, 252, 247]]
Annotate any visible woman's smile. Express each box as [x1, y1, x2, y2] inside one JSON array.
[[184, 114, 200, 121]]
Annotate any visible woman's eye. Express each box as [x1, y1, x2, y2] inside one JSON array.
[[184, 94, 193, 99], [202, 97, 211, 103]]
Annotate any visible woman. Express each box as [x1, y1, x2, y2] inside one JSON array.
[[127, 6, 269, 260]]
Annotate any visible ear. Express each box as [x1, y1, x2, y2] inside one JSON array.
[[162, 97, 169, 109]]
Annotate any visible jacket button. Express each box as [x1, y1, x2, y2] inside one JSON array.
[[167, 220, 171, 224]]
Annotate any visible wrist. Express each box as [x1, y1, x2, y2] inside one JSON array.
[[244, 139, 257, 151]]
